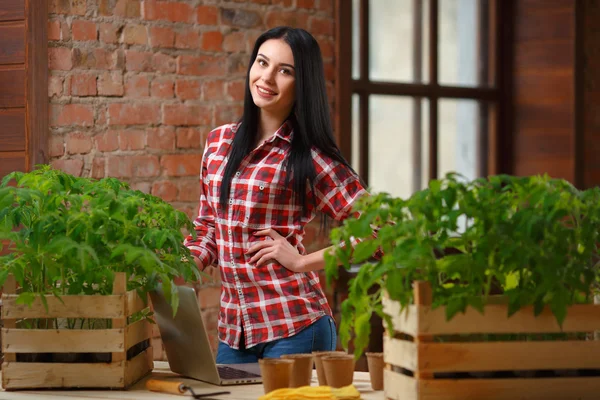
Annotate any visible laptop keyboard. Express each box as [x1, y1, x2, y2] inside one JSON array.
[[217, 365, 261, 379]]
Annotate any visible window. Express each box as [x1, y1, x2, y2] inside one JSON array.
[[336, 0, 504, 199]]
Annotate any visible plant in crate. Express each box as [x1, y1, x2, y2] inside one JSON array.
[[0, 166, 202, 370], [325, 173, 600, 359]]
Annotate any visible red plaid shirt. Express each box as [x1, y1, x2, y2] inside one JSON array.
[[184, 121, 367, 349]]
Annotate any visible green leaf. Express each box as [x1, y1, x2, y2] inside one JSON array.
[[352, 240, 379, 263], [445, 297, 467, 321]]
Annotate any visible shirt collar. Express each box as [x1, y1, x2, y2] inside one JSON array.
[[273, 119, 293, 143]]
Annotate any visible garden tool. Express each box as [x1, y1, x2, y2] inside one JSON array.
[[146, 379, 230, 399]]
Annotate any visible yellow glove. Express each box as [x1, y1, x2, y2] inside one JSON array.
[[258, 384, 361, 400]]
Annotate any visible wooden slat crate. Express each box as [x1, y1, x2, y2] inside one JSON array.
[[382, 281, 600, 400], [1, 272, 153, 390]]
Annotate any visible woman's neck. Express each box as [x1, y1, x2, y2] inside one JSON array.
[[257, 110, 286, 144]]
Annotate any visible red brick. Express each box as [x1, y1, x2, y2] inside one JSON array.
[[147, 126, 175, 150], [126, 50, 153, 72], [72, 20, 97, 41], [124, 75, 150, 98], [176, 127, 202, 149], [309, 16, 334, 36], [98, 71, 124, 96], [152, 53, 176, 73], [175, 79, 201, 100], [95, 130, 120, 152], [163, 104, 211, 126], [49, 0, 70, 14], [118, 129, 146, 150], [51, 103, 94, 127], [96, 104, 108, 126], [149, 26, 175, 48], [178, 180, 201, 203], [150, 78, 174, 98], [221, 8, 261, 28], [69, 73, 97, 96], [226, 53, 247, 76], [131, 182, 151, 194], [160, 154, 202, 177], [246, 30, 261, 52], [317, 0, 334, 13], [223, 31, 245, 52], [108, 103, 160, 125], [297, 0, 315, 8], [318, 38, 334, 59], [142, 1, 194, 23], [203, 80, 226, 101], [48, 20, 61, 41], [73, 48, 122, 70], [196, 285, 220, 308], [115, 0, 141, 18], [49, 76, 64, 98], [175, 30, 201, 49], [99, 23, 120, 44], [151, 180, 178, 202], [123, 24, 147, 45], [92, 157, 106, 179], [197, 5, 218, 25], [49, 47, 72, 71], [48, 135, 65, 157], [60, 21, 71, 41], [271, 0, 294, 6], [177, 54, 225, 76], [50, 159, 84, 177], [265, 11, 309, 29], [106, 156, 133, 177], [201, 31, 223, 52], [214, 104, 243, 126], [226, 80, 245, 101], [66, 132, 93, 154], [132, 155, 160, 177]]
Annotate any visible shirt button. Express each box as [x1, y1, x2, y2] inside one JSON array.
[[259, 185, 265, 190], [228, 229, 232, 235], [229, 199, 234, 205], [235, 172, 241, 177]]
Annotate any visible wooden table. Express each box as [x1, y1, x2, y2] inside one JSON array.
[[0, 362, 383, 399]]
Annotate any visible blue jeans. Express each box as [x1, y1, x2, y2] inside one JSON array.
[[216, 315, 337, 364]]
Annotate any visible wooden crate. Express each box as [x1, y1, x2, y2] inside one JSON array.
[[1, 272, 153, 390], [382, 281, 600, 400]]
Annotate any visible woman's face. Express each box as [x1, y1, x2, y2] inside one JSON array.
[[249, 38, 296, 118]]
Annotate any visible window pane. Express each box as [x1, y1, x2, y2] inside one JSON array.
[[369, 0, 428, 83], [439, 0, 492, 87], [438, 99, 488, 181], [351, 94, 360, 173], [352, 0, 360, 80], [369, 96, 428, 199]]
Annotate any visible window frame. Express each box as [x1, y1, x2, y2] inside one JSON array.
[[335, 0, 511, 191]]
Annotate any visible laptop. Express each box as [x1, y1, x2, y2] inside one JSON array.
[[149, 284, 262, 386]]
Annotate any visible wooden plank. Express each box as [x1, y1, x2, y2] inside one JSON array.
[[2, 275, 17, 368], [0, 152, 25, 179], [0, 22, 24, 64], [416, 340, 600, 373], [124, 348, 153, 388], [383, 369, 417, 400], [1, 362, 126, 390], [0, 68, 24, 108], [2, 328, 125, 353], [414, 282, 434, 379], [25, 0, 48, 167], [515, 41, 574, 73], [2, 294, 125, 319], [383, 336, 417, 371], [125, 320, 150, 350], [126, 290, 148, 317], [515, 9, 574, 42], [420, 376, 600, 400], [112, 273, 127, 365], [0, 0, 24, 22], [0, 108, 25, 152], [383, 298, 418, 337]]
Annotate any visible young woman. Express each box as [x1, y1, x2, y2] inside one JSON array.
[[184, 26, 368, 364]]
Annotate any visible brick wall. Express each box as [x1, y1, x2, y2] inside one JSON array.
[[48, 0, 336, 358]]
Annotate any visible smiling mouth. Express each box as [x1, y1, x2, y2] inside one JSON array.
[[257, 85, 277, 95]]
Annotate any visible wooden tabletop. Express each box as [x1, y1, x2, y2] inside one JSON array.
[[0, 362, 383, 399]]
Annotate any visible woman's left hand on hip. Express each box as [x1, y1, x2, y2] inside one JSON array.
[[246, 229, 304, 272]]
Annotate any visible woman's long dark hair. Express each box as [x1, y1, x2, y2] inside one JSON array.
[[219, 26, 359, 221]]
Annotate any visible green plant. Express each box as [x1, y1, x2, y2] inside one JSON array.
[[0, 165, 202, 327], [325, 173, 600, 358]]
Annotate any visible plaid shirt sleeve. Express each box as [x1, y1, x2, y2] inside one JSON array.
[[183, 136, 218, 270], [312, 149, 367, 221]]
